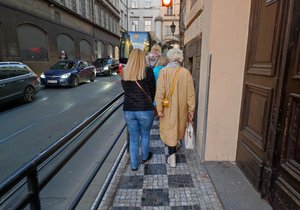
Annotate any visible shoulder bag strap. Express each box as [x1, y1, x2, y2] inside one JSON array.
[[135, 81, 152, 103], [169, 67, 181, 97]]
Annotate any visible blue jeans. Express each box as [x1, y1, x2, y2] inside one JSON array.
[[124, 110, 154, 169]]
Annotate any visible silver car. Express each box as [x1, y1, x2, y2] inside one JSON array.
[[0, 62, 41, 104]]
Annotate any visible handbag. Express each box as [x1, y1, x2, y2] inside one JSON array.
[[135, 81, 158, 116], [163, 67, 181, 108], [184, 122, 195, 149]]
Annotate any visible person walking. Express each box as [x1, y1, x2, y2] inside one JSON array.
[[155, 48, 196, 168], [59, 50, 68, 60], [146, 44, 161, 69], [153, 54, 169, 84], [121, 49, 156, 171]]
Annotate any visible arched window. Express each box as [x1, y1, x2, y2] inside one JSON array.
[[96, 41, 105, 58], [79, 40, 92, 61], [57, 34, 75, 59], [17, 24, 48, 61], [114, 46, 119, 59], [107, 44, 113, 58]]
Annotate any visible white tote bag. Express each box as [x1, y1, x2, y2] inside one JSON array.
[[184, 122, 195, 150]]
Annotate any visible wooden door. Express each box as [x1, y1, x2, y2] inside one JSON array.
[[236, 0, 284, 198], [272, 0, 300, 209]]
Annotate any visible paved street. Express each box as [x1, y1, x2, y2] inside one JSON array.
[[99, 120, 223, 210]]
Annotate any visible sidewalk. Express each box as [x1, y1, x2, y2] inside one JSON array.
[[98, 119, 272, 210]]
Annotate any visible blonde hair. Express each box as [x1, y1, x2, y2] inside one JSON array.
[[122, 49, 146, 81], [156, 54, 169, 66], [151, 44, 162, 53]]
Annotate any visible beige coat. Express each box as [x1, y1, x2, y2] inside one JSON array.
[[155, 67, 196, 146]]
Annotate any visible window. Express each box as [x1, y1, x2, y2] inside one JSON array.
[[76, 0, 81, 14], [57, 34, 75, 59], [14, 65, 31, 76], [17, 24, 48, 61], [107, 44, 113, 58], [85, 0, 90, 19], [145, 20, 151, 31], [0, 66, 13, 80], [54, 11, 61, 22], [145, 0, 151, 8], [166, 6, 174, 15], [65, 0, 72, 9], [132, 0, 138, 8], [165, 25, 172, 36], [95, 4, 99, 24], [100, 7, 104, 27], [79, 40, 91, 61], [132, 20, 138, 31], [96, 41, 105, 58], [114, 46, 119, 59]]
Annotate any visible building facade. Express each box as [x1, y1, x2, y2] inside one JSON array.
[[126, 0, 180, 48], [180, 0, 300, 209], [159, 0, 180, 48], [0, 0, 120, 75]]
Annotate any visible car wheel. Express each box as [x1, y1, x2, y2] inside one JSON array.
[[72, 77, 79, 87], [90, 73, 96, 82], [23, 86, 36, 103]]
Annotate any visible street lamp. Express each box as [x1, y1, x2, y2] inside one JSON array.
[[170, 22, 176, 36]]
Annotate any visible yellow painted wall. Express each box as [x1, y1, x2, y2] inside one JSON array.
[[204, 0, 251, 160]]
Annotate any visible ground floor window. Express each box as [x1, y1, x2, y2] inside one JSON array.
[[17, 24, 48, 61], [57, 34, 75, 59], [80, 40, 92, 61], [107, 44, 113, 58], [96, 41, 105, 58]]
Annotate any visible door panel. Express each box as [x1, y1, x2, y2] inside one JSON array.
[[272, 0, 300, 208], [237, 0, 281, 192]]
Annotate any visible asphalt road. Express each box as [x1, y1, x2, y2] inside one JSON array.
[[0, 75, 126, 209]]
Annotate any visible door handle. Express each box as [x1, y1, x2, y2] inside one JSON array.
[[18, 80, 24, 82]]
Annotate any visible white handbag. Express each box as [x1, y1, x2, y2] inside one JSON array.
[[184, 122, 195, 150]]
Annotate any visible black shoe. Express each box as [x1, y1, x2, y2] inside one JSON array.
[[131, 167, 138, 171], [142, 152, 153, 164]]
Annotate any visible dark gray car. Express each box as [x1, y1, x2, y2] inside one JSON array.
[[0, 62, 41, 104]]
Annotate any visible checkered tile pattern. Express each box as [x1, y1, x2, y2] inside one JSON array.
[[99, 120, 223, 210]]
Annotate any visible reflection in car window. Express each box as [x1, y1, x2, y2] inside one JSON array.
[[14, 65, 30, 76], [51, 61, 75, 70], [0, 66, 13, 80], [94, 58, 109, 65]]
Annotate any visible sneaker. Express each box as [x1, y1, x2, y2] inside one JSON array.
[[131, 167, 138, 171], [142, 152, 153, 164], [167, 153, 176, 168]]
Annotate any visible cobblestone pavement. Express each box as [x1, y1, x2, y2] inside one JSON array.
[[99, 120, 224, 210]]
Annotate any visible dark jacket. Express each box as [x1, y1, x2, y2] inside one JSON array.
[[121, 67, 156, 111]]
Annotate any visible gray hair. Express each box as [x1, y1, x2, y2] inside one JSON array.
[[166, 48, 183, 63]]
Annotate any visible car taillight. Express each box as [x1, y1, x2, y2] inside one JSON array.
[[118, 64, 124, 76]]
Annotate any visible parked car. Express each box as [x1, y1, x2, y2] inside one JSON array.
[[93, 58, 119, 76], [0, 62, 41, 104], [40, 59, 96, 87]]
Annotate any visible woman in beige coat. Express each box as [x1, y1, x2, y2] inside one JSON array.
[[155, 48, 196, 168]]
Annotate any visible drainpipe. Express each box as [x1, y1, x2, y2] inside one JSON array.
[[201, 54, 212, 161]]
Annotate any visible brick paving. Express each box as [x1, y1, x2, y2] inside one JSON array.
[[99, 120, 223, 210]]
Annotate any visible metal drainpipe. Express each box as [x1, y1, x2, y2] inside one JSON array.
[[201, 54, 212, 161]]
